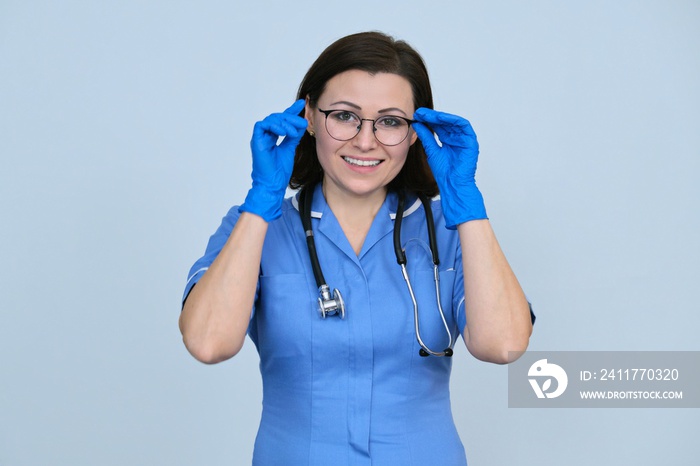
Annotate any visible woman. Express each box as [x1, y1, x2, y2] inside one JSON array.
[[180, 31, 533, 465]]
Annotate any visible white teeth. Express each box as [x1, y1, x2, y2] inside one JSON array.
[[343, 156, 381, 167]]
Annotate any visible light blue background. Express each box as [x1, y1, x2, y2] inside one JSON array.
[[1, 1, 698, 465]]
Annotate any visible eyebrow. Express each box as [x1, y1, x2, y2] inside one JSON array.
[[328, 101, 409, 117], [378, 107, 408, 116]]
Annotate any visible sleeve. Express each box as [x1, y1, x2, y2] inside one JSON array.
[[452, 241, 467, 337], [527, 299, 536, 325], [181, 205, 243, 306]]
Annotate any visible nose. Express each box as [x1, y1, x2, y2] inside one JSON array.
[[352, 119, 378, 150]]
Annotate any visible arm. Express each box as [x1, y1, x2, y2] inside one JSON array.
[[457, 219, 532, 363], [179, 213, 268, 364], [413, 108, 531, 364], [179, 100, 308, 364]]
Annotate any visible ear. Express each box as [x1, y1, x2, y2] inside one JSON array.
[[408, 127, 418, 146], [304, 96, 315, 134]]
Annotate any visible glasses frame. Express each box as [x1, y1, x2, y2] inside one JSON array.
[[317, 108, 416, 146]]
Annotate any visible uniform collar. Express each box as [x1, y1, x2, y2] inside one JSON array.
[[292, 186, 423, 261], [291, 185, 423, 221]]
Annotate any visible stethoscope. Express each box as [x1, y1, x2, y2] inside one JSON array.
[[298, 185, 454, 357]]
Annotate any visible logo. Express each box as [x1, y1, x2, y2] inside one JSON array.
[[528, 359, 568, 399]]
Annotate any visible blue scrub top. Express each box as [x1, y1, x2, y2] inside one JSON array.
[[184, 185, 470, 465]]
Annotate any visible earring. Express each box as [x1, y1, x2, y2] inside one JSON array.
[[308, 130, 315, 137]]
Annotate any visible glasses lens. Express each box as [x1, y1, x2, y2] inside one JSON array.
[[374, 115, 410, 146], [325, 110, 361, 141], [323, 110, 411, 146]]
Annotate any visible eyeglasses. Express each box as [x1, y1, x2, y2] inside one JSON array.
[[317, 108, 415, 146]]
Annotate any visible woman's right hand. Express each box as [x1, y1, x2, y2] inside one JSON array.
[[180, 100, 307, 364], [239, 99, 308, 222]]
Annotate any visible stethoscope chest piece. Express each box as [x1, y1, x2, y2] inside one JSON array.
[[318, 284, 345, 319]]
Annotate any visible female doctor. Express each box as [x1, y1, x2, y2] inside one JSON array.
[[179, 31, 533, 465]]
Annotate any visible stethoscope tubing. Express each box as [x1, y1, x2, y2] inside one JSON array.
[[394, 190, 454, 357], [299, 186, 345, 319], [299, 186, 326, 288]]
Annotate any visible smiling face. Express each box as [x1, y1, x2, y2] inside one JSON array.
[[305, 70, 418, 202]]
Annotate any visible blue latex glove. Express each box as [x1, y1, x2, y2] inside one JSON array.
[[239, 100, 308, 222], [412, 107, 487, 229]]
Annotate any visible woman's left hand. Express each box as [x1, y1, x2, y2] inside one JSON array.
[[415, 108, 532, 363], [412, 108, 488, 229]]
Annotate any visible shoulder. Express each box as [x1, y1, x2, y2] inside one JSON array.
[[277, 194, 302, 228], [404, 194, 452, 233], [264, 195, 304, 242], [427, 196, 460, 244], [428, 196, 449, 229], [280, 193, 300, 217], [219, 195, 299, 230]]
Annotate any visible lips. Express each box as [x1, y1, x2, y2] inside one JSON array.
[[342, 156, 382, 167]]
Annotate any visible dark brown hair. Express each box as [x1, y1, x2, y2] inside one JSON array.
[[289, 31, 438, 197]]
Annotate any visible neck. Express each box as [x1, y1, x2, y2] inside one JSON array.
[[321, 181, 387, 256], [322, 182, 387, 225]]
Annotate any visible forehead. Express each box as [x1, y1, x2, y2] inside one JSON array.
[[319, 70, 414, 112]]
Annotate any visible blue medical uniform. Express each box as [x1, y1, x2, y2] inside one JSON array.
[[184, 185, 470, 465]]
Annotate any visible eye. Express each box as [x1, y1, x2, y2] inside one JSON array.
[[376, 116, 406, 128], [331, 110, 359, 124]]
